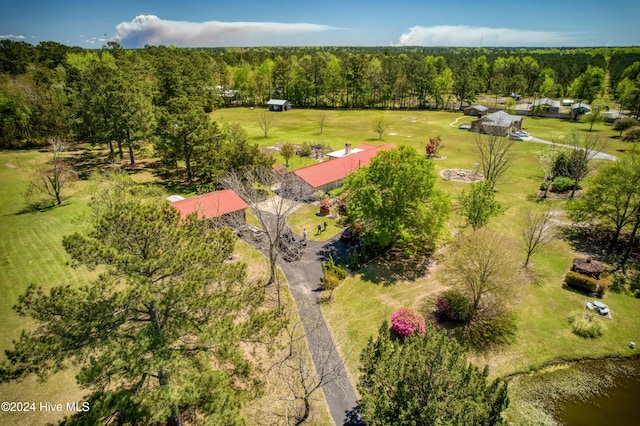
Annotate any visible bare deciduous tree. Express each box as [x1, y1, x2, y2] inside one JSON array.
[[258, 111, 276, 138], [474, 132, 516, 190], [316, 113, 327, 135], [444, 230, 524, 317], [521, 209, 555, 267], [372, 116, 387, 140], [223, 169, 309, 308], [537, 144, 562, 198], [250, 317, 349, 426], [561, 131, 603, 199], [26, 138, 77, 206]]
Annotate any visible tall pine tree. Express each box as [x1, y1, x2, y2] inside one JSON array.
[[1, 176, 281, 425]]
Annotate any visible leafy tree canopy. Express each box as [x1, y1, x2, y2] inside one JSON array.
[[343, 145, 450, 253]]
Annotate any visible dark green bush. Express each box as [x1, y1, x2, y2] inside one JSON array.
[[551, 176, 575, 192], [296, 143, 312, 157], [565, 271, 604, 296], [436, 290, 475, 323]]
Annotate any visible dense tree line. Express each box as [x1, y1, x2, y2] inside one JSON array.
[[2, 41, 640, 150]]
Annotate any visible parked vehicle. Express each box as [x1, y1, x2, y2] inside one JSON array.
[[278, 229, 305, 261], [458, 123, 471, 130], [509, 133, 524, 141], [340, 224, 363, 243], [236, 224, 264, 241]]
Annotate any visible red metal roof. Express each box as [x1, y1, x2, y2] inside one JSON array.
[[170, 189, 248, 220], [293, 144, 396, 189]]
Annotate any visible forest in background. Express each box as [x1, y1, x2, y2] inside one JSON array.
[[2, 40, 640, 149]]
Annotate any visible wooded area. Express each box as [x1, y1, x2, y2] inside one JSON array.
[[2, 40, 640, 149]]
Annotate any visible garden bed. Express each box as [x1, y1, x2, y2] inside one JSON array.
[[440, 168, 483, 183]]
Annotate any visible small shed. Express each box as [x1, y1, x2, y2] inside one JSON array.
[[571, 102, 591, 118], [267, 99, 291, 112], [532, 98, 561, 113], [572, 257, 604, 279], [464, 104, 489, 117], [471, 110, 523, 136]]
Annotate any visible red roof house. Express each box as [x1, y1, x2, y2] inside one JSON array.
[[170, 189, 248, 221], [292, 143, 396, 192]]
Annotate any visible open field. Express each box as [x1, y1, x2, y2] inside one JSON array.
[[1, 106, 638, 424], [0, 149, 331, 425]]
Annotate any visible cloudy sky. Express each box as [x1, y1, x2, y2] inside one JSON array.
[[1, 0, 638, 48]]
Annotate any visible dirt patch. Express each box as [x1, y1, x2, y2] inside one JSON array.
[[4, 163, 16, 168], [536, 189, 583, 199], [440, 169, 484, 183]]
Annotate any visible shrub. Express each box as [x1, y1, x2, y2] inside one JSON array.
[[297, 143, 312, 157], [425, 136, 444, 158], [551, 176, 575, 192], [622, 127, 640, 143], [565, 271, 605, 296], [322, 254, 346, 280], [436, 290, 475, 323], [390, 308, 426, 338], [539, 181, 549, 191], [567, 311, 604, 338]]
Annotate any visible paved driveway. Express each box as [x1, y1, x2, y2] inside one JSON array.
[[277, 236, 362, 425]]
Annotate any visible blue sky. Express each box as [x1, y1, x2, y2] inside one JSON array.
[[1, 0, 638, 48]]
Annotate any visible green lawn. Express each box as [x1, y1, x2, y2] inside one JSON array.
[[286, 203, 342, 241], [0, 150, 95, 425], [2, 107, 638, 423]]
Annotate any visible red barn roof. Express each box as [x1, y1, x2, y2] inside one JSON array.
[[170, 189, 248, 220], [293, 144, 396, 189]]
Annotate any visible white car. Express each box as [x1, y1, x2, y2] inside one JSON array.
[[509, 133, 524, 141]]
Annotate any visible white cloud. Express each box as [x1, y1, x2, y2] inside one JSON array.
[[114, 15, 337, 47], [397, 25, 576, 47], [0, 34, 26, 40]]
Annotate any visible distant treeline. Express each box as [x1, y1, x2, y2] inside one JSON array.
[[1, 40, 640, 148]]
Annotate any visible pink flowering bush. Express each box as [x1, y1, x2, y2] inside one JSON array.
[[390, 308, 426, 338]]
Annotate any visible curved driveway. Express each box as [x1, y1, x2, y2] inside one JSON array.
[[277, 236, 362, 425], [527, 136, 617, 161]]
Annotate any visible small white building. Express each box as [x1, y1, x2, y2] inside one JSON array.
[[267, 99, 291, 112]]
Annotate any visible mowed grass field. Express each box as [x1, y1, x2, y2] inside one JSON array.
[[208, 107, 640, 380], [0, 150, 94, 425], [0, 148, 331, 425], [1, 106, 638, 424]]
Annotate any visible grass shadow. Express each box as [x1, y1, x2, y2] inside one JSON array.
[[358, 250, 433, 286], [557, 224, 633, 266], [15, 200, 58, 215]]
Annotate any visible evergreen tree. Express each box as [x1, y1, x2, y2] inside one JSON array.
[[1, 178, 281, 425], [358, 322, 509, 426]]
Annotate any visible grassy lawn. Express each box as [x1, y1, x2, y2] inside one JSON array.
[[286, 203, 343, 241], [209, 108, 476, 166], [0, 149, 95, 425], [0, 149, 332, 425], [2, 107, 638, 423]]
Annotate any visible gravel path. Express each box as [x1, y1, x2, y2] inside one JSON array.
[[527, 136, 617, 161]]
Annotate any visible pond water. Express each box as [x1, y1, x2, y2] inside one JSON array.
[[554, 359, 640, 426]]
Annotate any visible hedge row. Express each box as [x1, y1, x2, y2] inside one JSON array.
[[565, 271, 606, 297]]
